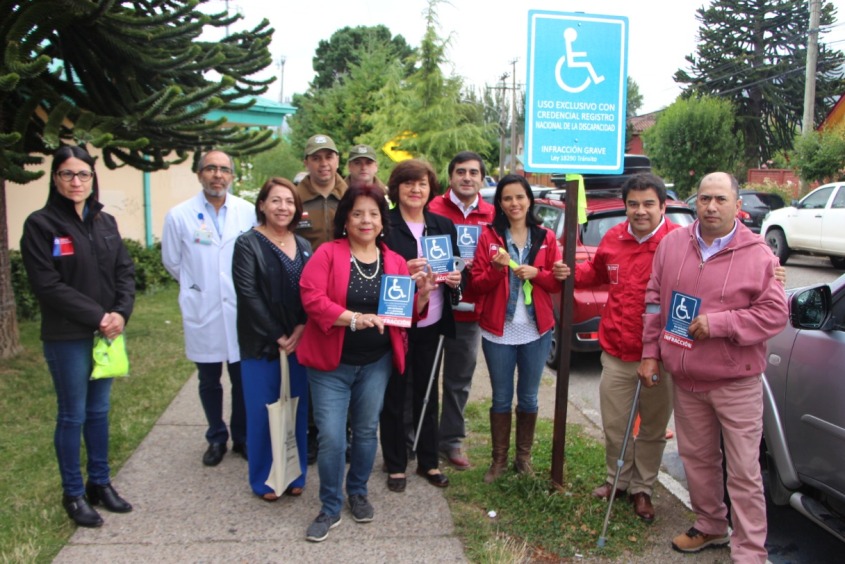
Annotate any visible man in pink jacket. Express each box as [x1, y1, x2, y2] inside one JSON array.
[[638, 172, 787, 563]]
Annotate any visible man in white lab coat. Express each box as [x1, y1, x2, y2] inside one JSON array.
[[162, 150, 257, 466]]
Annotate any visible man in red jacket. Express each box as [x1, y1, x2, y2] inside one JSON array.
[[554, 173, 676, 522], [427, 151, 495, 469]]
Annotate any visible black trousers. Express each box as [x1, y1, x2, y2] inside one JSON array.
[[380, 324, 442, 473]]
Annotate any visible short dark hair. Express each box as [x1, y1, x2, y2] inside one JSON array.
[[198, 149, 234, 171], [387, 159, 438, 205], [333, 184, 391, 240], [49, 145, 99, 203], [621, 173, 667, 205], [491, 174, 540, 232], [447, 151, 487, 178], [255, 177, 302, 228]]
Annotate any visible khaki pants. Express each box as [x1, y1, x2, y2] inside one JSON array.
[[599, 352, 673, 495]]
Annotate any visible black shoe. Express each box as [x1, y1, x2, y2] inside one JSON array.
[[416, 467, 449, 488], [85, 482, 132, 513], [62, 494, 103, 528], [232, 442, 248, 461], [202, 442, 227, 466]]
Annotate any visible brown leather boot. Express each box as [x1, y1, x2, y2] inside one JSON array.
[[484, 411, 511, 483], [514, 411, 538, 475]]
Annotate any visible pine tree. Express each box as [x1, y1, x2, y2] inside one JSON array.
[[0, 0, 277, 358], [674, 0, 845, 165], [364, 0, 492, 181]]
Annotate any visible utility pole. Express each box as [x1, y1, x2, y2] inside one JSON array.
[[278, 56, 287, 104], [497, 73, 508, 177], [801, 0, 821, 195], [509, 58, 519, 175]]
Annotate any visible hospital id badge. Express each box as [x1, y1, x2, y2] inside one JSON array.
[[193, 228, 213, 245], [662, 291, 701, 349]]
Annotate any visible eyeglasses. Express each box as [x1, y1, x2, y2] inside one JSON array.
[[56, 170, 94, 182], [200, 165, 234, 176]]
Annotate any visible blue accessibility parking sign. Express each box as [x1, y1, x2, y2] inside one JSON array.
[[525, 11, 628, 173]]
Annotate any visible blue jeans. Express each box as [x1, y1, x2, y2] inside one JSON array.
[[308, 352, 392, 517], [196, 361, 246, 445], [43, 338, 113, 497], [241, 354, 308, 495], [482, 331, 552, 414]]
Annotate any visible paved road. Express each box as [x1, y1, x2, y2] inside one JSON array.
[[557, 255, 844, 562]]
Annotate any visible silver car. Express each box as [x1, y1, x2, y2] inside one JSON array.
[[763, 273, 845, 541]]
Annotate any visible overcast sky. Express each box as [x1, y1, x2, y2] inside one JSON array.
[[207, 0, 845, 115]]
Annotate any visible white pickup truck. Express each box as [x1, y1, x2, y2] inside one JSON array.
[[760, 182, 845, 269]]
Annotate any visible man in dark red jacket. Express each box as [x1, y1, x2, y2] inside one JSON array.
[[555, 173, 676, 523], [427, 151, 494, 469]]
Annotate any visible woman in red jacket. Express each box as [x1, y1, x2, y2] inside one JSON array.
[[297, 184, 435, 542], [471, 174, 561, 483]]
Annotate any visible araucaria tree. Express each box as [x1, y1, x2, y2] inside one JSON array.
[[0, 0, 277, 358], [675, 0, 845, 166]]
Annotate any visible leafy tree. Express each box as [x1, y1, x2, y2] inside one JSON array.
[[287, 32, 409, 161], [791, 128, 845, 183], [674, 0, 845, 166], [311, 25, 415, 92], [0, 0, 276, 358], [643, 95, 744, 197], [625, 77, 644, 149], [365, 0, 493, 186]]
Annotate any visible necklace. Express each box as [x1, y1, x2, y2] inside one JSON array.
[[351, 251, 380, 280], [260, 227, 290, 247]]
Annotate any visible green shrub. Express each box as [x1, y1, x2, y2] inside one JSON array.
[[10, 239, 174, 320], [122, 239, 174, 292], [9, 250, 38, 321]]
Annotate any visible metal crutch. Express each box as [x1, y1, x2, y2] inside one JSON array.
[[412, 334, 445, 452], [597, 377, 644, 548]]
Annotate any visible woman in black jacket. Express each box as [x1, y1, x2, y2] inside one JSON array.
[[232, 177, 311, 500], [20, 145, 136, 528], [379, 160, 462, 492]]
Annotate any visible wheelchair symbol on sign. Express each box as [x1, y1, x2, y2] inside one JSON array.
[[674, 296, 692, 321], [555, 28, 605, 93], [459, 228, 475, 246], [428, 239, 447, 260], [387, 278, 408, 301]]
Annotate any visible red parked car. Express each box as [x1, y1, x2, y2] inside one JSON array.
[[535, 190, 695, 366]]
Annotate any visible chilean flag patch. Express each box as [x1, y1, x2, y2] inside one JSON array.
[[52, 236, 75, 257]]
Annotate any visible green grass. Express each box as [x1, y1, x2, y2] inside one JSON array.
[[444, 401, 649, 561], [0, 287, 192, 563]]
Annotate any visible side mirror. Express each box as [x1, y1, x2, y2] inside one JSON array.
[[790, 285, 832, 330]]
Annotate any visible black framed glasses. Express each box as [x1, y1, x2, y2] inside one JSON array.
[[56, 170, 94, 182], [200, 165, 234, 175]]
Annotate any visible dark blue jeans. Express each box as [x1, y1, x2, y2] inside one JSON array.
[[482, 330, 552, 414], [43, 338, 113, 497], [196, 361, 246, 445], [309, 353, 392, 517]]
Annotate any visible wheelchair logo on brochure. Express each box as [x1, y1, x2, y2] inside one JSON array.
[[663, 291, 701, 349]]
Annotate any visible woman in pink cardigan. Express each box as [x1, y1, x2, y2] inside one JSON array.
[[297, 184, 435, 542]]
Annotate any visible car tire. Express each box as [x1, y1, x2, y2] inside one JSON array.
[[765, 452, 793, 506], [829, 256, 845, 270], [765, 229, 790, 265], [546, 326, 561, 369]]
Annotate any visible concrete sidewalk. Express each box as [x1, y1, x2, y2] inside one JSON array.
[[54, 370, 465, 563], [55, 354, 718, 563]]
